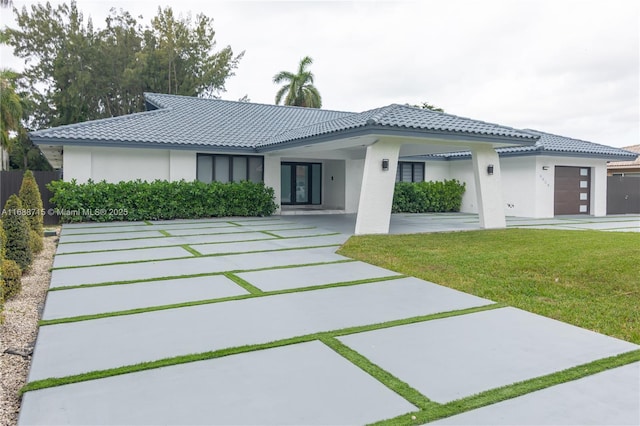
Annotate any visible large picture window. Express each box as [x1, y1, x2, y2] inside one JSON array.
[[396, 162, 425, 182], [197, 154, 264, 183]]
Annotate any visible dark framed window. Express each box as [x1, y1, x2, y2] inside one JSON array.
[[396, 162, 425, 182], [280, 162, 322, 205], [197, 154, 264, 183]]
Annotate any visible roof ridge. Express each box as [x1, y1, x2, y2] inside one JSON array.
[[30, 108, 169, 135], [143, 92, 355, 115]]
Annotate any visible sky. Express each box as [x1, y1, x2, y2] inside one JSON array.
[[1, 0, 638, 148]]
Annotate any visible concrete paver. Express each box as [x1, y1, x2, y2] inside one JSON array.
[[41, 275, 247, 320], [194, 233, 348, 255], [58, 230, 165, 243], [430, 362, 640, 425], [237, 260, 401, 291], [56, 231, 277, 254], [339, 307, 639, 403], [20, 341, 416, 425], [53, 246, 192, 268], [50, 247, 347, 287], [20, 215, 640, 425], [28, 278, 492, 381]]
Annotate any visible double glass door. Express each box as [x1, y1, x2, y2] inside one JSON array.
[[281, 163, 321, 205]]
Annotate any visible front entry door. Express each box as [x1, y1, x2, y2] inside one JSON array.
[[281, 162, 321, 205]]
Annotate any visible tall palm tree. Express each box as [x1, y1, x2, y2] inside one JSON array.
[[273, 56, 322, 108], [1, 71, 23, 170]]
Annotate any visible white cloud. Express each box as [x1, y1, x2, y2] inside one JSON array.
[[1, 0, 638, 147]]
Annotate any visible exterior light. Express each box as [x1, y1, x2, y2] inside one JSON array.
[[382, 159, 389, 171], [542, 166, 549, 170], [487, 164, 494, 175]]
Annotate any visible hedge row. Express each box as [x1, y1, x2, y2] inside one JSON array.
[[48, 179, 279, 223], [392, 180, 466, 213]]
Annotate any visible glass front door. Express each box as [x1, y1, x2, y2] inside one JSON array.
[[281, 162, 321, 205]]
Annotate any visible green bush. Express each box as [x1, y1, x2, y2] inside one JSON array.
[[2, 195, 33, 270], [1, 259, 22, 300], [19, 170, 45, 236], [29, 229, 44, 254], [48, 179, 278, 223], [392, 179, 466, 213]]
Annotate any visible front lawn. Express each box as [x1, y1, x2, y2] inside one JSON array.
[[338, 229, 640, 344]]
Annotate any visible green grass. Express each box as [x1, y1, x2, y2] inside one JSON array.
[[338, 229, 640, 344]]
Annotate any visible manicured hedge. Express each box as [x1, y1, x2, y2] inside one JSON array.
[[2, 195, 33, 271], [392, 180, 466, 213], [48, 179, 278, 223]]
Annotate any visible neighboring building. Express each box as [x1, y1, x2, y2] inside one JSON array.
[[607, 145, 640, 176], [30, 93, 637, 234]]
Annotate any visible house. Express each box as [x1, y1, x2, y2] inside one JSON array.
[[30, 93, 637, 234], [607, 145, 640, 176]]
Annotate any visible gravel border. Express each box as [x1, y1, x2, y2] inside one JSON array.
[[1, 231, 57, 426]]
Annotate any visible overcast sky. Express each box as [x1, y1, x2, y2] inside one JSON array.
[[1, 0, 638, 148]]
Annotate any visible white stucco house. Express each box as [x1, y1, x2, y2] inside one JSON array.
[[30, 93, 636, 234]]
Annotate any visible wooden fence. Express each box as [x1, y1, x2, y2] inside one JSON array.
[[0, 170, 62, 225]]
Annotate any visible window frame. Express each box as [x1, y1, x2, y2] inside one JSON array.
[[396, 161, 425, 183], [196, 154, 264, 183]]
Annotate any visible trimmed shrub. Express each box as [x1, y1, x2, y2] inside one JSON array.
[[392, 179, 466, 213], [0, 219, 5, 260], [30, 229, 44, 254], [1, 259, 22, 299], [19, 170, 44, 252], [48, 179, 278, 223], [2, 195, 33, 270]]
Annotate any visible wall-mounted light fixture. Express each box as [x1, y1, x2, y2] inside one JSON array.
[[487, 164, 494, 175], [382, 159, 389, 171], [542, 166, 549, 170]]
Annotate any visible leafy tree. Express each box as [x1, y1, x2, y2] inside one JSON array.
[[273, 56, 322, 108], [3, 1, 244, 128], [411, 101, 445, 112], [0, 70, 23, 170], [1, 195, 32, 271]]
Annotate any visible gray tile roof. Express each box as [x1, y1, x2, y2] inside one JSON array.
[[30, 93, 353, 149], [31, 93, 631, 161], [260, 104, 536, 148], [417, 129, 638, 161], [30, 93, 537, 151]]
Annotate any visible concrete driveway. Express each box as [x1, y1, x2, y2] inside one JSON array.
[[19, 216, 639, 425]]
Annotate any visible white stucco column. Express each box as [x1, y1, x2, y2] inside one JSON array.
[[354, 139, 401, 234], [472, 146, 506, 229], [591, 163, 607, 216], [263, 155, 282, 214]]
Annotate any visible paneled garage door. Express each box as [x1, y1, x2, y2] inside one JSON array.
[[554, 166, 590, 215]]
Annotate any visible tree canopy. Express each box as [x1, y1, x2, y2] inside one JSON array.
[[2, 1, 244, 128], [411, 101, 445, 112], [273, 56, 322, 108]]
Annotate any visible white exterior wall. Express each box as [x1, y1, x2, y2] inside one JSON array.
[[63, 146, 93, 182], [535, 156, 608, 217], [323, 160, 346, 210], [424, 161, 450, 181], [501, 156, 537, 217], [446, 155, 609, 218], [169, 150, 196, 181], [263, 154, 281, 213], [345, 159, 364, 213]]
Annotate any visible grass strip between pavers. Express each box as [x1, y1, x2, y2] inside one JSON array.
[[57, 226, 317, 245], [47, 259, 357, 291], [24, 303, 503, 394], [55, 233, 341, 256], [320, 336, 437, 411], [223, 272, 264, 295], [39, 274, 406, 326], [180, 245, 202, 257], [371, 349, 640, 426], [50, 241, 342, 270]]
